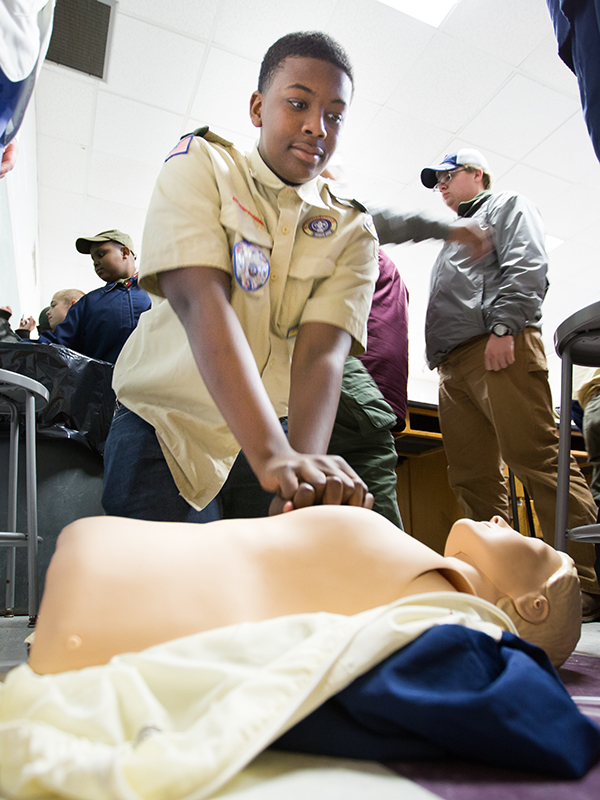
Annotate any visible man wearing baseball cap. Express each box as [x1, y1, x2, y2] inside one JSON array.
[[39, 230, 151, 364], [417, 147, 599, 620]]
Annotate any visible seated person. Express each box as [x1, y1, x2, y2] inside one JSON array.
[[29, 503, 580, 673], [39, 230, 151, 364], [45, 288, 84, 331]]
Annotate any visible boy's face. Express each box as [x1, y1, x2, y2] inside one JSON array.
[[250, 56, 352, 185], [90, 241, 134, 283], [47, 296, 71, 330]]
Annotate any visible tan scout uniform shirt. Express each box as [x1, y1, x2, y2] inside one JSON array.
[[113, 130, 378, 510]]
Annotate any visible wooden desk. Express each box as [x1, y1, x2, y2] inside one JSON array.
[[393, 402, 592, 555]]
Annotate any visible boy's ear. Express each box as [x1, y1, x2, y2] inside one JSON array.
[[249, 91, 264, 129], [121, 246, 131, 258]]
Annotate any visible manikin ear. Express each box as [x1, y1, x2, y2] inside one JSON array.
[[512, 591, 550, 624], [249, 91, 264, 129]]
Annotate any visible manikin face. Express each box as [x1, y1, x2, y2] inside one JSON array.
[[250, 56, 352, 185], [46, 297, 71, 330], [444, 517, 563, 603], [89, 241, 134, 284], [436, 167, 483, 213]]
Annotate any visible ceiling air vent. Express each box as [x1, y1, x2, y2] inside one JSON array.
[[45, 0, 116, 80]]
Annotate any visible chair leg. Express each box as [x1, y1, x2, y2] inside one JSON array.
[[5, 402, 18, 617], [555, 346, 574, 551], [25, 392, 39, 624]]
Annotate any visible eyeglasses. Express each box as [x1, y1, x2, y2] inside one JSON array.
[[433, 168, 465, 191]]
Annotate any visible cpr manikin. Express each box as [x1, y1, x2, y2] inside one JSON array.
[[29, 506, 580, 673]]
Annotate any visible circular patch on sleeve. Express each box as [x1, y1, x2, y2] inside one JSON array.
[[303, 216, 338, 238], [233, 240, 270, 291]]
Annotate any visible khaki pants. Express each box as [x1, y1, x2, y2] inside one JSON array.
[[438, 328, 599, 594]]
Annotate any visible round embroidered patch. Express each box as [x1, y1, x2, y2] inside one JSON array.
[[233, 240, 270, 291], [303, 216, 338, 238]]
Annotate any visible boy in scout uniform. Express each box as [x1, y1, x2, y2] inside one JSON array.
[[102, 32, 379, 522]]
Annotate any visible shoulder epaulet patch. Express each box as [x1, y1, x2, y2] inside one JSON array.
[[165, 127, 235, 162], [190, 125, 234, 148], [326, 186, 369, 214]]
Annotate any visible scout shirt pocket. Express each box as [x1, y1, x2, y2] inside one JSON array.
[[276, 255, 336, 338], [218, 197, 274, 343]]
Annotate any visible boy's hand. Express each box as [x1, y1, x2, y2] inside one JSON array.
[[265, 456, 374, 515]]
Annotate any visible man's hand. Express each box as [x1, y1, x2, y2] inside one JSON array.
[[0, 140, 19, 178], [484, 334, 515, 371], [448, 220, 493, 260]]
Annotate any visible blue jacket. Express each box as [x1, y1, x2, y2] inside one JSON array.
[[40, 278, 151, 364]]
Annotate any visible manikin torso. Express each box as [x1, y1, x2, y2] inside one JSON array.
[[29, 506, 476, 673]]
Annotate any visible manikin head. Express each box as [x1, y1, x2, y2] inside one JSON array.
[[444, 517, 580, 667]]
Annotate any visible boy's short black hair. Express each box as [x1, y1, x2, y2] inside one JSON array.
[[258, 31, 354, 93]]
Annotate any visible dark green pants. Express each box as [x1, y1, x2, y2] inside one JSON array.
[[328, 357, 402, 528]]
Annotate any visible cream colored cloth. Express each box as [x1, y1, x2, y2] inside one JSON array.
[[113, 134, 378, 510], [212, 751, 442, 800], [0, 594, 515, 800]]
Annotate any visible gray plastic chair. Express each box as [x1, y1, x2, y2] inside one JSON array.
[[554, 301, 600, 552], [0, 368, 49, 623]]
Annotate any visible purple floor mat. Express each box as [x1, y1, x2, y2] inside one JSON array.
[[387, 653, 600, 800]]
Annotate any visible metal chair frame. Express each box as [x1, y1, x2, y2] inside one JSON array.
[[0, 368, 49, 623], [554, 301, 600, 552]]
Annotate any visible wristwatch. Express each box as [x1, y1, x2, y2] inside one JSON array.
[[491, 323, 512, 337]]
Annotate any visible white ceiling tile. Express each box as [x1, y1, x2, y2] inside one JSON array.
[[92, 92, 184, 166], [212, 0, 339, 63], [117, 0, 220, 39], [189, 47, 260, 140], [441, 0, 553, 67], [540, 182, 600, 240], [87, 150, 159, 210], [520, 34, 579, 96], [39, 225, 85, 270], [460, 74, 579, 160], [523, 112, 600, 186], [387, 32, 513, 133], [342, 108, 452, 185], [330, 163, 407, 209], [104, 16, 206, 114], [493, 163, 570, 221], [40, 257, 103, 300], [37, 135, 89, 193], [324, 0, 435, 105], [35, 66, 97, 146], [38, 186, 86, 233]]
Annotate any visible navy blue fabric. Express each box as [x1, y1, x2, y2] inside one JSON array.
[[0, 66, 26, 145], [274, 626, 600, 779], [102, 405, 289, 521], [39, 279, 151, 364], [547, 0, 600, 162]]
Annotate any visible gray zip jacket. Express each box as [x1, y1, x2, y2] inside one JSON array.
[[373, 191, 549, 370]]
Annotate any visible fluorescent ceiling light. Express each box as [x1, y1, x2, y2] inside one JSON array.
[[377, 0, 459, 28], [545, 235, 564, 253]]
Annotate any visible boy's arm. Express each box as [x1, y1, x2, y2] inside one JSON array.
[[160, 266, 369, 507], [284, 320, 371, 509]]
